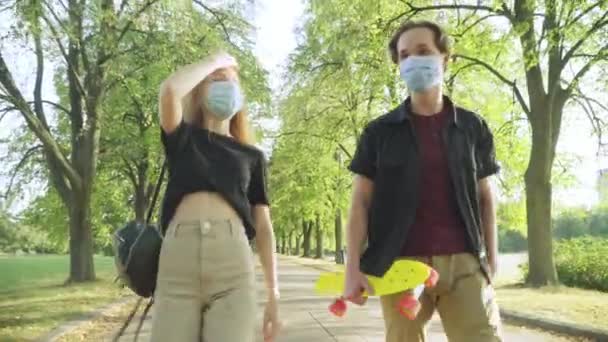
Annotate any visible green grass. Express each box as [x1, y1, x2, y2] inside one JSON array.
[[0, 255, 131, 342], [497, 284, 608, 331]]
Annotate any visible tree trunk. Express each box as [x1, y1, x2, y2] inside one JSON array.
[[68, 189, 95, 282], [302, 220, 313, 257], [62, 95, 100, 282], [525, 176, 558, 286], [287, 231, 293, 255], [525, 107, 559, 286], [335, 208, 343, 264], [280, 234, 286, 254], [315, 213, 323, 259], [277, 234, 281, 253], [295, 234, 301, 255]]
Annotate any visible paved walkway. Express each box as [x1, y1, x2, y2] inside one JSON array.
[[113, 256, 575, 341]]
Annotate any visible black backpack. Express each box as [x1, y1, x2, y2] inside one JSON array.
[[111, 161, 166, 341]]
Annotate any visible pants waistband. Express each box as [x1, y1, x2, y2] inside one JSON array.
[[167, 218, 243, 238]]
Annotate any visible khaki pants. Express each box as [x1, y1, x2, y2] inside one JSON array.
[[150, 218, 256, 342], [380, 253, 502, 342]]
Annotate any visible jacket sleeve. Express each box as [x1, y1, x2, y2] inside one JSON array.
[[348, 125, 378, 180], [475, 118, 500, 179]]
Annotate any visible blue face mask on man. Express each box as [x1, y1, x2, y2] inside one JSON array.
[[399, 55, 444, 93], [205, 80, 243, 120]]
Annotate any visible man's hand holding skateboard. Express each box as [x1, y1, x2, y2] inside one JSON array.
[[315, 260, 439, 319], [343, 266, 375, 305]]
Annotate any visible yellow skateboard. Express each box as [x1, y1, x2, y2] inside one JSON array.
[[314, 259, 439, 319]]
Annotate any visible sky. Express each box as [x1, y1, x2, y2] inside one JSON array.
[[0, 0, 604, 212], [249, 0, 305, 153], [253, 0, 305, 90]]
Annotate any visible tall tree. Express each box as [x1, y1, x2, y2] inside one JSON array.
[[0, 0, 164, 281]]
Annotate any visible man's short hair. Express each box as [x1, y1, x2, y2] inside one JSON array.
[[388, 20, 452, 64]]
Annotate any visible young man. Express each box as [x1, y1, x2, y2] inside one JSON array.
[[343, 20, 503, 342]]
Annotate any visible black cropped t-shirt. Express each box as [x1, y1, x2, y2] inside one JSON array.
[[159, 121, 269, 240]]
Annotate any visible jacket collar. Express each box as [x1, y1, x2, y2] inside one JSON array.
[[384, 95, 461, 127]]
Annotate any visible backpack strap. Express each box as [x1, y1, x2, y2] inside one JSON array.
[[146, 160, 167, 225], [112, 297, 143, 342], [134, 298, 154, 341]]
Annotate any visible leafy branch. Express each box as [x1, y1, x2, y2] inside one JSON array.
[[561, 10, 608, 68], [385, 1, 513, 30], [100, 0, 163, 65], [272, 131, 353, 160], [453, 53, 530, 116], [39, 7, 87, 97], [2, 144, 44, 199], [565, 41, 608, 96], [0, 53, 82, 191], [193, 0, 241, 50], [571, 88, 608, 155]]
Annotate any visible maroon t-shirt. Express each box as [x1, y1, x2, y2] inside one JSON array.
[[401, 106, 470, 256]]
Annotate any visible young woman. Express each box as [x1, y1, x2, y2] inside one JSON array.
[[151, 52, 280, 342]]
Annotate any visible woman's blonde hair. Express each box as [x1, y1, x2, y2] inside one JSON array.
[[181, 67, 253, 145]]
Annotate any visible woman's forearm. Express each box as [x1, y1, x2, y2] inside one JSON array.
[[161, 59, 223, 99], [255, 224, 279, 298], [158, 53, 236, 132]]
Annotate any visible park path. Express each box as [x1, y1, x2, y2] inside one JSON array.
[[112, 255, 576, 341]]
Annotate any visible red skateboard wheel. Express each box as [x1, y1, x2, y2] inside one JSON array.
[[424, 268, 439, 288], [397, 293, 421, 320], [329, 298, 347, 317]]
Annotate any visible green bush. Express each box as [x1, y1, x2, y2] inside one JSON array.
[[553, 207, 589, 239], [0, 210, 61, 254], [497, 200, 528, 252], [589, 206, 608, 236], [554, 237, 608, 292], [522, 237, 608, 292], [552, 206, 608, 240], [0, 223, 59, 254], [498, 228, 527, 252]]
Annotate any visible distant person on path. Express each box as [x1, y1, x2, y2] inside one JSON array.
[[152, 52, 280, 341], [343, 20, 503, 342]]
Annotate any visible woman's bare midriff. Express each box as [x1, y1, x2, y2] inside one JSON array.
[[173, 191, 241, 223]]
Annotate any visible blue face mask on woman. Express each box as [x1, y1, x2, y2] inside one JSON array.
[[399, 55, 444, 93], [205, 80, 244, 120]]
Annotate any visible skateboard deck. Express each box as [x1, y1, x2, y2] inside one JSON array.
[[314, 259, 439, 319], [314, 259, 437, 296]]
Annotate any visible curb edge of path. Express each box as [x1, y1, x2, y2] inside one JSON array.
[[500, 310, 608, 341], [37, 295, 136, 342], [281, 255, 608, 341]]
